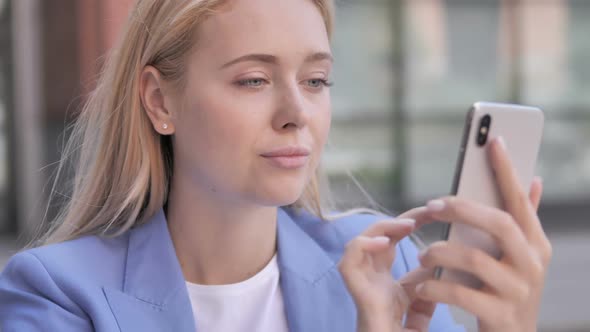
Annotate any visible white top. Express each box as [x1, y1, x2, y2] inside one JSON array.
[[185, 254, 289, 332]]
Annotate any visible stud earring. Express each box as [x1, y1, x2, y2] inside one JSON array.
[[162, 123, 168, 130]]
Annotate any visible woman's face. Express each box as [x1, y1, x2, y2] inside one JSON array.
[[169, 0, 332, 207]]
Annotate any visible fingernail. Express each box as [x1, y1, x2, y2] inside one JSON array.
[[395, 218, 416, 226], [427, 199, 446, 212], [416, 283, 425, 294], [496, 136, 506, 150], [372, 236, 390, 245]]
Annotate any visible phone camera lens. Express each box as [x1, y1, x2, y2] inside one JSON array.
[[477, 114, 492, 146]]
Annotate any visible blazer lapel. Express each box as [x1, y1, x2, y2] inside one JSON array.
[[102, 209, 196, 332], [102, 207, 363, 332], [276, 208, 357, 332]]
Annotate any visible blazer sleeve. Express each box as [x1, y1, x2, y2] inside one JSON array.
[[397, 237, 467, 332], [0, 251, 93, 331]]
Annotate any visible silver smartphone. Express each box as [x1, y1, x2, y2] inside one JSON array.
[[435, 102, 544, 289]]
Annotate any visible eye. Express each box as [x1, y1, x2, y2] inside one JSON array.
[[236, 78, 268, 87], [306, 79, 333, 89]]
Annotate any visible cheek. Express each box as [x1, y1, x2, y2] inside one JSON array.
[[173, 92, 272, 185], [307, 99, 331, 173], [179, 96, 263, 150], [311, 99, 332, 149]]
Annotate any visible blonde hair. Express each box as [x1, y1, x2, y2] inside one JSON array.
[[37, 0, 345, 245]]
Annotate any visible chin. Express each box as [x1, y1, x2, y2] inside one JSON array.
[[253, 182, 307, 207]]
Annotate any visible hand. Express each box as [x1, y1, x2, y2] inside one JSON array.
[[415, 137, 552, 332], [338, 214, 437, 332]]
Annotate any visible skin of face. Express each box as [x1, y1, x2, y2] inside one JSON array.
[[166, 0, 333, 208], [139, 0, 333, 284]]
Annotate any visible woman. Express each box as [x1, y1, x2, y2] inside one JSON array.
[[0, 0, 551, 331]]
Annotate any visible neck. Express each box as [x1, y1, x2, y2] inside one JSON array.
[[166, 172, 278, 285]]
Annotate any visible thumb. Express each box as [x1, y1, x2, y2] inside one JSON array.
[[399, 267, 433, 305], [400, 267, 436, 332]]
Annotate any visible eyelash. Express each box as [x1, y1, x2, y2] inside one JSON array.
[[235, 78, 334, 89], [308, 79, 334, 88], [236, 78, 268, 87]]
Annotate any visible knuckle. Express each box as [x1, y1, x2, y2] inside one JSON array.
[[541, 240, 553, 264], [447, 284, 467, 305], [421, 243, 445, 266], [497, 213, 517, 234], [420, 249, 435, 267], [465, 250, 485, 270], [498, 210, 514, 224], [417, 250, 429, 264], [510, 277, 531, 303], [421, 280, 438, 297], [529, 257, 545, 278]]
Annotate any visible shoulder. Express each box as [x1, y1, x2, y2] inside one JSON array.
[[0, 233, 129, 330], [6, 232, 128, 287], [0, 232, 129, 305]]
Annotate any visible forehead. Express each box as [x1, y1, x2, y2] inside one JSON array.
[[194, 0, 331, 60]]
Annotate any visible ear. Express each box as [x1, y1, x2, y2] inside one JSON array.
[[139, 66, 175, 135]]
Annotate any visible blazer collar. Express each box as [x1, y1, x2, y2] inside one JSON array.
[[276, 208, 357, 332], [123, 209, 186, 303], [103, 207, 357, 332], [103, 209, 195, 331]]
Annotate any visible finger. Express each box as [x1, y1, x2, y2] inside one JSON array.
[[341, 236, 392, 274], [339, 236, 393, 302], [362, 218, 416, 244], [399, 267, 435, 302], [488, 137, 543, 241], [419, 242, 526, 299], [529, 176, 543, 211], [399, 267, 437, 332], [360, 219, 415, 269], [426, 197, 532, 270], [397, 206, 437, 228], [415, 279, 504, 324], [526, 177, 552, 264], [404, 299, 436, 332]]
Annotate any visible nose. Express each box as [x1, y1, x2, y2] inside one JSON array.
[[271, 83, 310, 131]]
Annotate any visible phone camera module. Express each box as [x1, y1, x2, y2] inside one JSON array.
[[477, 114, 492, 146]]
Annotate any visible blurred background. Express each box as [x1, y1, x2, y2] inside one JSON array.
[[0, 0, 588, 331]]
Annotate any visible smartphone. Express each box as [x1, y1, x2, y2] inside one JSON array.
[[435, 102, 544, 289]]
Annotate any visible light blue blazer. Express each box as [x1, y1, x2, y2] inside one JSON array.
[[0, 207, 465, 332]]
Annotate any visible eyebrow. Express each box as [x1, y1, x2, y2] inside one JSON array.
[[220, 52, 334, 69]]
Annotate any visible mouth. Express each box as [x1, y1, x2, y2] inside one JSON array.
[[260, 146, 311, 169]]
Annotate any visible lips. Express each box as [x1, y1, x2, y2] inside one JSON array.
[[260, 146, 311, 169], [260, 147, 311, 158]]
